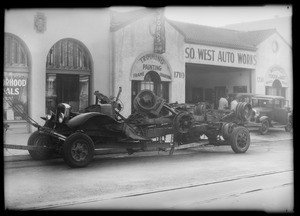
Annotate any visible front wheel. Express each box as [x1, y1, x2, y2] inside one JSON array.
[[230, 126, 250, 153], [27, 131, 55, 160], [259, 120, 269, 135], [63, 132, 95, 168]]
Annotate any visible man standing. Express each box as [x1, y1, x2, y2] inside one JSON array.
[[230, 95, 238, 111], [218, 94, 229, 110]]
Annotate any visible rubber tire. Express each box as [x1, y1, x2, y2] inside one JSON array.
[[259, 120, 269, 135], [63, 132, 95, 168], [27, 131, 55, 160], [230, 126, 250, 153]]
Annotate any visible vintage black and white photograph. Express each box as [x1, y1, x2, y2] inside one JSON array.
[[3, 5, 293, 212]]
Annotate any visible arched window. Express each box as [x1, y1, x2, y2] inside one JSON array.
[[46, 38, 92, 113], [5, 33, 29, 68], [266, 79, 286, 98], [4, 33, 30, 132]]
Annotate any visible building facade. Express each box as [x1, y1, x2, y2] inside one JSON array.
[[4, 9, 111, 133], [4, 8, 293, 134]]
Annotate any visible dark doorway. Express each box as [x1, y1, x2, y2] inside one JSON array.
[[56, 74, 80, 111], [214, 86, 227, 108], [192, 87, 204, 103]]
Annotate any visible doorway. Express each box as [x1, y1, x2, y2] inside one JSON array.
[[46, 38, 92, 113], [57, 74, 80, 111]]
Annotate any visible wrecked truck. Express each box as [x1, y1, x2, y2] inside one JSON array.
[[4, 87, 253, 168]]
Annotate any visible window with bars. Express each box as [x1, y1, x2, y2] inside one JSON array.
[[4, 33, 29, 123], [5, 34, 29, 69], [46, 39, 91, 71], [46, 38, 92, 113]]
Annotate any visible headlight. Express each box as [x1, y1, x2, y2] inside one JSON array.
[[253, 110, 260, 117], [58, 113, 65, 123], [46, 114, 52, 120]]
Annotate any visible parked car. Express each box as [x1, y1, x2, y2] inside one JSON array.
[[234, 93, 292, 134]]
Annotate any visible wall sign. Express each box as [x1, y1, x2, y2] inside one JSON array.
[[265, 66, 288, 87], [131, 53, 172, 81], [34, 12, 47, 33], [3, 72, 28, 120], [153, 9, 166, 54], [184, 44, 257, 69]]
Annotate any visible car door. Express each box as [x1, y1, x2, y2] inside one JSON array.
[[272, 99, 288, 125]]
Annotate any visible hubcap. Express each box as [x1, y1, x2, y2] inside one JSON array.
[[35, 136, 48, 147], [262, 122, 268, 132], [71, 141, 88, 162], [236, 132, 248, 149], [34, 136, 49, 154]]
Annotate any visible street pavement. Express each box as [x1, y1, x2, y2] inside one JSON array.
[[4, 139, 293, 211]]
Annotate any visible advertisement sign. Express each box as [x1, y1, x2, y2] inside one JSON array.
[[3, 72, 28, 120], [184, 44, 257, 69], [131, 53, 172, 81], [153, 9, 166, 54], [265, 66, 288, 87]]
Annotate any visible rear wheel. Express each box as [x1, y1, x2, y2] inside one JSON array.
[[230, 126, 250, 153], [63, 132, 95, 168], [27, 131, 55, 160]]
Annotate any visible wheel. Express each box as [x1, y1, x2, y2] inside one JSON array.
[[285, 125, 291, 132], [259, 120, 269, 135], [174, 112, 194, 134], [230, 126, 250, 153], [63, 132, 95, 168], [285, 115, 293, 132], [27, 131, 55, 160]]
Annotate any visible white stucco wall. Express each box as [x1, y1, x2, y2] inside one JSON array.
[[112, 12, 185, 117], [5, 9, 111, 131], [255, 33, 293, 106], [164, 21, 186, 103], [112, 13, 154, 117]]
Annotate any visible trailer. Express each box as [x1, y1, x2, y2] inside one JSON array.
[[4, 87, 252, 168]]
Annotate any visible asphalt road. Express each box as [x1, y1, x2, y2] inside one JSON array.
[[4, 139, 293, 212]]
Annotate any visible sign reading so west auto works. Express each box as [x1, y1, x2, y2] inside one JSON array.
[[184, 44, 257, 69]]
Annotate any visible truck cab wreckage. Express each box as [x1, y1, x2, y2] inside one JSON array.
[[4, 87, 253, 168]]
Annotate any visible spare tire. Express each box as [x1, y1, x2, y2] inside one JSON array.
[[27, 131, 56, 160], [235, 102, 252, 121]]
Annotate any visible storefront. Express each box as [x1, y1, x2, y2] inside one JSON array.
[[45, 38, 92, 113], [111, 9, 292, 115], [4, 33, 31, 133], [184, 43, 256, 108], [130, 53, 172, 112], [4, 8, 292, 134], [4, 9, 111, 134]]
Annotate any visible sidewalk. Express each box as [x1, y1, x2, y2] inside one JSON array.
[[3, 128, 293, 160]]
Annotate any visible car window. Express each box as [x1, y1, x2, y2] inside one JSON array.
[[252, 99, 273, 108], [274, 99, 284, 108]]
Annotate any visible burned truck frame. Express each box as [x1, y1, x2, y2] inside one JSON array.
[[4, 87, 252, 168]]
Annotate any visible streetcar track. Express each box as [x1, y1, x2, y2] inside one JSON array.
[[32, 169, 293, 210]]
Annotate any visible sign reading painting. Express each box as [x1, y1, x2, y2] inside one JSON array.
[[184, 44, 257, 69], [131, 53, 172, 81], [265, 66, 288, 87]]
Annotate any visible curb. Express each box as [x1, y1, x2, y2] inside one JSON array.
[[4, 138, 293, 162]]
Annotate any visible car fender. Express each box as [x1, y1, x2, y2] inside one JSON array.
[[259, 116, 269, 123], [66, 112, 117, 129]]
